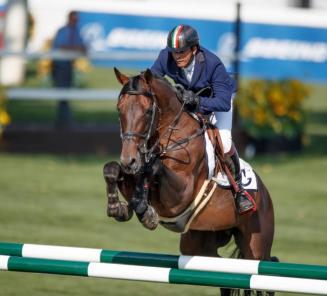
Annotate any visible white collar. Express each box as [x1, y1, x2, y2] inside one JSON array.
[[183, 56, 195, 73], [182, 56, 195, 83]]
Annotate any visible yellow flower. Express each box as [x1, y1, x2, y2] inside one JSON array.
[[288, 111, 302, 122], [254, 108, 266, 125], [268, 86, 282, 105], [0, 110, 11, 126], [37, 39, 54, 77], [238, 79, 309, 138], [273, 104, 287, 116], [253, 91, 265, 105], [38, 59, 52, 76], [271, 120, 282, 134], [239, 106, 251, 119], [74, 58, 91, 73]]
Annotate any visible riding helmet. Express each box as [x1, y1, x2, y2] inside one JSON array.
[[167, 25, 199, 52]]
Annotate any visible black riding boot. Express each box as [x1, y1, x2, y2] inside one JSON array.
[[225, 146, 255, 215]]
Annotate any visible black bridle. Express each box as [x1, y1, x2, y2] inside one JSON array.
[[119, 86, 207, 166], [119, 89, 159, 164]]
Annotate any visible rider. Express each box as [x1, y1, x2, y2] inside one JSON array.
[[151, 24, 255, 215]]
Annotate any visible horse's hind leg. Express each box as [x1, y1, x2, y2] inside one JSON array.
[[234, 188, 275, 295], [235, 176, 275, 261], [180, 230, 234, 296], [234, 223, 275, 296], [103, 161, 133, 221]]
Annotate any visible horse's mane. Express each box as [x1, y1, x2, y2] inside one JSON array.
[[150, 72, 173, 88], [149, 72, 184, 105], [119, 71, 177, 98]]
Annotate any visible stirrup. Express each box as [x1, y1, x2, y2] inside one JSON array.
[[235, 190, 257, 215]]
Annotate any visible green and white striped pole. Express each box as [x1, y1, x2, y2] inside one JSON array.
[[0, 242, 326, 280], [1, 255, 327, 294]]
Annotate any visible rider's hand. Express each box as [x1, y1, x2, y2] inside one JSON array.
[[175, 84, 185, 100], [183, 90, 200, 112]]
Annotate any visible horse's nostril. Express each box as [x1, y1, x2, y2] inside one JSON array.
[[129, 158, 140, 172], [120, 156, 139, 173], [129, 158, 136, 167]]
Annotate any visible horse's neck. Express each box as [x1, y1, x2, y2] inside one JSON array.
[[155, 86, 180, 118], [154, 83, 198, 134], [154, 83, 206, 166]]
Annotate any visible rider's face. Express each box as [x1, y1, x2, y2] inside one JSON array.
[[172, 47, 196, 68]]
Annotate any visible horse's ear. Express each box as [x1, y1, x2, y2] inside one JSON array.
[[114, 67, 129, 85], [144, 68, 153, 84]]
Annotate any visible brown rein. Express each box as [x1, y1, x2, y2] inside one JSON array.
[[119, 88, 206, 163]]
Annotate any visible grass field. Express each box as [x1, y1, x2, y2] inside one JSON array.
[[0, 152, 326, 296], [0, 66, 326, 295]]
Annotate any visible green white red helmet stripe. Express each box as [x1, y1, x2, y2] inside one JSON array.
[[171, 25, 184, 49]]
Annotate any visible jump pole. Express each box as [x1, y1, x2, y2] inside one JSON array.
[[1, 255, 327, 295], [0, 242, 327, 280]]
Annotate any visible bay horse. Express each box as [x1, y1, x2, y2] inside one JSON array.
[[104, 68, 275, 296]]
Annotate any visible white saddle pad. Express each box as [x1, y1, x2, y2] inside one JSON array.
[[212, 159, 257, 190], [205, 131, 258, 191]]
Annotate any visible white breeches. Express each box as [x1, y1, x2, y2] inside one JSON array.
[[210, 95, 235, 154]]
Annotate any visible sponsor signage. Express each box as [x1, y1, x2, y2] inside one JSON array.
[[79, 12, 327, 82], [241, 23, 327, 81]]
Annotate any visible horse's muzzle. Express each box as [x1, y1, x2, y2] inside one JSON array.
[[120, 155, 142, 175]]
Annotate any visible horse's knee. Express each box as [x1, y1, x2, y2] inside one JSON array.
[[103, 161, 121, 184]]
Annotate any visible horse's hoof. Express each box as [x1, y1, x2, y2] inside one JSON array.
[[115, 202, 134, 222], [108, 201, 133, 221], [271, 256, 279, 262], [141, 206, 159, 230], [107, 202, 121, 217]]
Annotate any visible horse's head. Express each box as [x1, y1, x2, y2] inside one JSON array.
[[115, 68, 160, 175]]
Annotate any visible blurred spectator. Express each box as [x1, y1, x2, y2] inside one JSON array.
[[51, 10, 86, 128]]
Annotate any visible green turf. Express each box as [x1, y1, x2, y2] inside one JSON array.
[[0, 152, 326, 296]]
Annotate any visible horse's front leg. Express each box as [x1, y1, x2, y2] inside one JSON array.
[[103, 161, 133, 222], [129, 175, 159, 231]]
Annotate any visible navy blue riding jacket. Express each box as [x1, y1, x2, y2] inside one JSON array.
[[151, 46, 237, 113]]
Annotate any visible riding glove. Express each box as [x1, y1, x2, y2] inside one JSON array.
[[182, 90, 200, 112], [175, 84, 185, 99]]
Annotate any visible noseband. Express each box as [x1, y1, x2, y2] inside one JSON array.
[[119, 84, 207, 167], [120, 89, 159, 163]]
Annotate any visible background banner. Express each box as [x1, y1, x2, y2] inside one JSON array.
[[79, 12, 327, 82]]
